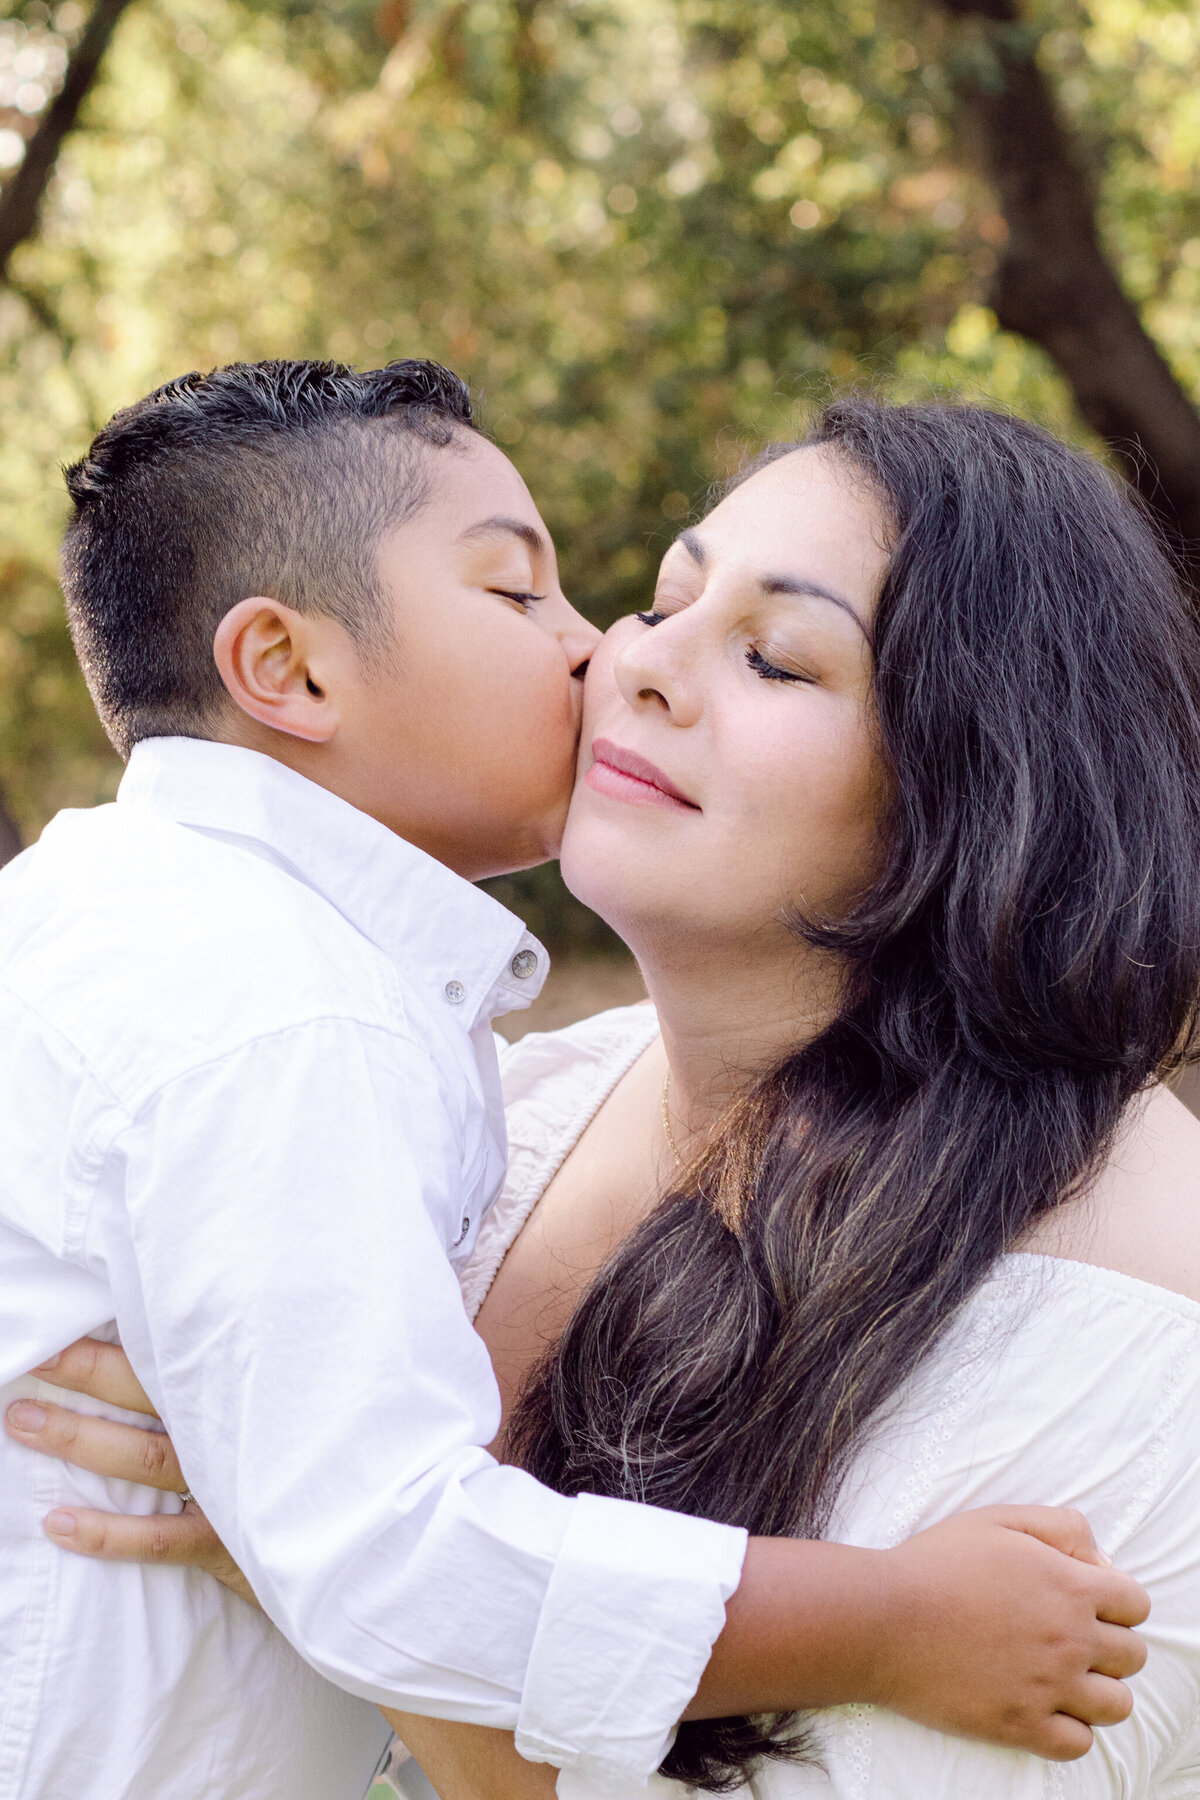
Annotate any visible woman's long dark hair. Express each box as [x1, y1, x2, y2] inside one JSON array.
[[508, 400, 1200, 1791]]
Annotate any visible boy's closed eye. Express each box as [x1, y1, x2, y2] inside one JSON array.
[[490, 588, 547, 609]]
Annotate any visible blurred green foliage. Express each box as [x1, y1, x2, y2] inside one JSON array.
[[0, 0, 1197, 943]]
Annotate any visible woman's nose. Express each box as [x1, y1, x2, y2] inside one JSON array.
[[612, 619, 702, 726]]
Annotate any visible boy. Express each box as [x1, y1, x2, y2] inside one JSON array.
[[0, 360, 1145, 1800]]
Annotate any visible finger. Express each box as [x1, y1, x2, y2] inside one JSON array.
[[984, 1506, 1149, 1621], [6, 1400, 185, 1493], [1093, 1571, 1151, 1629], [31, 1338, 157, 1417], [989, 1504, 1105, 1565], [1089, 1621, 1149, 1680], [1061, 1674, 1135, 1730], [1034, 1715, 1094, 1763], [44, 1504, 216, 1566]]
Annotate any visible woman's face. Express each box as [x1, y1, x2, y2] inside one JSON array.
[[561, 446, 892, 958]]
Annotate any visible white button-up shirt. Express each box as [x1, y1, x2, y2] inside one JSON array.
[[0, 738, 746, 1800]]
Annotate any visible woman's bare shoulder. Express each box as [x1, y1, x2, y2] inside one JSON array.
[[1022, 1083, 1200, 1304]]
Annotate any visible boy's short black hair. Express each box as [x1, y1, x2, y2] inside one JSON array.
[[61, 358, 476, 756]]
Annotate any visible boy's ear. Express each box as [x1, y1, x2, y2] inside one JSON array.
[[213, 598, 342, 744]]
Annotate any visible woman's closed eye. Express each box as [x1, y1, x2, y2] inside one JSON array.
[[636, 605, 817, 684], [746, 645, 814, 685], [634, 590, 695, 625]]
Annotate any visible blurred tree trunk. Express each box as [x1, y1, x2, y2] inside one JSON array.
[[0, 0, 136, 855], [927, 0, 1200, 595]]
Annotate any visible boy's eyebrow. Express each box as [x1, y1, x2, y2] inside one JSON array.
[[458, 516, 547, 557]]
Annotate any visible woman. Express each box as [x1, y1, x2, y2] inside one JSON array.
[[17, 399, 1200, 1797]]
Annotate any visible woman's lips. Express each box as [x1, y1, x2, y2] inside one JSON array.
[[585, 738, 699, 811]]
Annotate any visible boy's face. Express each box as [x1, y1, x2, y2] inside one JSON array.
[[338, 433, 599, 879]]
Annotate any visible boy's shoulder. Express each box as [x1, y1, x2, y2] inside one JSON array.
[[0, 801, 410, 1096]]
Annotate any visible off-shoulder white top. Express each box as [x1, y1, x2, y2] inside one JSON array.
[[465, 1005, 1200, 1800]]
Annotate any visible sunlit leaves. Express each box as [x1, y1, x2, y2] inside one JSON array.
[[0, 0, 1194, 910]]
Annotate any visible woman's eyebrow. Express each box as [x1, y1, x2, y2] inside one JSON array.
[[676, 527, 869, 638], [458, 516, 547, 556], [760, 572, 869, 638], [677, 528, 707, 567]]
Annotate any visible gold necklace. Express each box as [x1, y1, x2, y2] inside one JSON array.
[[661, 1068, 685, 1170]]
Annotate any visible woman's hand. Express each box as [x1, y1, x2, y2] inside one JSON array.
[[6, 1337, 260, 1609], [13, 1345, 543, 1800]]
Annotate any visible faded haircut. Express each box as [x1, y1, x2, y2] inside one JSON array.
[[60, 357, 476, 756]]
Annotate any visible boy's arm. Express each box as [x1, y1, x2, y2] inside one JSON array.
[[388, 1512, 1149, 1795], [94, 1016, 746, 1793], [13, 1344, 1149, 1780], [701, 1514, 1145, 1752]]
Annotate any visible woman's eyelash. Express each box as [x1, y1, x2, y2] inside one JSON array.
[[638, 614, 809, 684], [494, 590, 545, 606], [747, 645, 808, 683]]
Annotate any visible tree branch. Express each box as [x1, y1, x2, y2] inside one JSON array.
[[0, 783, 22, 868], [0, 2, 135, 866], [0, 0, 138, 280], [931, 0, 1200, 587]]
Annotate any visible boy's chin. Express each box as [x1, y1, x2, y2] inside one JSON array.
[[464, 784, 574, 882], [477, 846, 560, 881], [471, 820, 567, 883], [482, 853, 564, 882]]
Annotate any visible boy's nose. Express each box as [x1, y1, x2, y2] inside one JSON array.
[[566, 615, 602, 678]]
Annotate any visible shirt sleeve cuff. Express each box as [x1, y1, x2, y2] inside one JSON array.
[[513, 1492, 748, 1793]]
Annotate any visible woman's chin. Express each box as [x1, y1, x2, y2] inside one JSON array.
[[560, 852, 707, 964], [558, 839, 624, 924], [560, 816, 659, 928]]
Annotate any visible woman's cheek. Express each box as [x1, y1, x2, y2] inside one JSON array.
[[803, 748, 888, 904], [580, 645, 618, 717], [745, 724, 879, 905]]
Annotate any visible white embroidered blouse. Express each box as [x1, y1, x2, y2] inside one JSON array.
[[468, 1004, 1200, 1800]]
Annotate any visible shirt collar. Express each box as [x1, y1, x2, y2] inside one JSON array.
[[118, 738, 549, 1027]]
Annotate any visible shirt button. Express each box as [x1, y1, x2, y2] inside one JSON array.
[[444, 979, 466, 1005], [510, 948, 539, 980]]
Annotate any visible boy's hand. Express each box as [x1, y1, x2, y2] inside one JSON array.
[[698, 1509, 1147, 1760], [869, 1505, 1149, 1756]]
